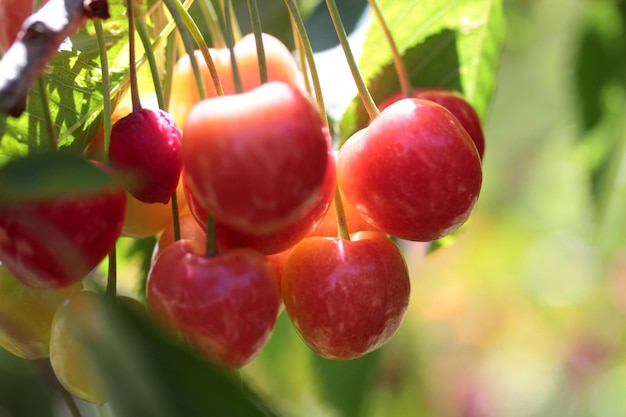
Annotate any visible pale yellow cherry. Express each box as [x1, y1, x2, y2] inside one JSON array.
[[0, 263, 80, 359]]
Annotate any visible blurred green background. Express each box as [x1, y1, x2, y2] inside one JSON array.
[[2, 0, 626, 416]]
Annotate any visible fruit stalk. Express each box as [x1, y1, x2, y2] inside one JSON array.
[[246, 0, 268, 84], [367, 0, 412, 98], [94, 19, 113, 155], [325, 0, 379, 121]]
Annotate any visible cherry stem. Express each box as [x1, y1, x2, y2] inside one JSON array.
[[334, 186, 350, 240], [135, 8, 166, 109], [126, 0, 142, 112], [106, 245, 117, 297], [243, 0, 268, 84], [162, 0, 204, 100], [171, 191, 181, 241], [325, 0, 379, 121], [168, 0, 224, 97], [282, 0, 327, 123], [94, 19, 112, 156], [34, 359, 83, 417], [197, 0, 226, 49], [246, 0, 268, 84], [291, 16, 312, 96], [161, 33, 178, 111], [206, 214, 218, 258], [367, 0, 412, 98], [37, 77, 57, 151], [224, 0, 243, 93]]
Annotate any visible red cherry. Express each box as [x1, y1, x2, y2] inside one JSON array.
[[0, 162, 126, 288], [338, 98, 482, 242], [281, 231, 410, 359], [183, 148, 336, 255], [146, 239, 281, 368], [109, 108, 183, 204], [182, 81, 329, 235], [379, 88, 485, 159]]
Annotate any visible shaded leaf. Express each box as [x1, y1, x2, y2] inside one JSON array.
[[78, 294, 280, 417], [0, 152, 119, 204]]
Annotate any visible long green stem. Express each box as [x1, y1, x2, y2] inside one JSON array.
[[325, 0, 379, 121], [37, 78, 57, 151], [198, 0, 226, 48], [135, 10, 166, 109], [167, 0, 224, 96], [94, 20, 112, 156], [126, 0, 142, 111], [162, 32, 178, 112], [107, 245, 117, 297], [367, 0, 411, 98], [224, 0, 243, 93], [246, 0, 267, 84], [282, 0, 327, 123]]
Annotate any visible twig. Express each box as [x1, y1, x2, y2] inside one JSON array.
[[0, 0, 110, 117]]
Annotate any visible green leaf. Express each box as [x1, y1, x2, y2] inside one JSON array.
[[0, 153, 119, 204], [339, 0, 505, 142], [0, 0, 176, 166], [79, 294, 280, 417]]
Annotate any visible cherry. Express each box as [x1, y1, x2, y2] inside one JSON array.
[[338, 99, 482, 242], [0, 161, 126, 288], [121, 180, 186, 239], [49, 291, 106, 404], [182, 81, 329, 235], [379, 88, 485, 159], [146, 239, 281, 368], [109, 108, 183, 204], [183, 147, 336, 255], [281, 231, 411, 360], [0, 263, 80, 359], [169, 32, 301, 126]]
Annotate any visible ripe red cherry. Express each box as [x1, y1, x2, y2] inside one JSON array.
[[109, 108, 183, 204], [146, 239, 281, 368], [338, 99, 482, 242], [182, 81, 329, 235], [281, 231, 411, 359], [379, 88, 485, 159], [183, 148, 336, 255], [0, 162, 126, 288]]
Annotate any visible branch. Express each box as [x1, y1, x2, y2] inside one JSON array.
[[0, 0, 110, 117]]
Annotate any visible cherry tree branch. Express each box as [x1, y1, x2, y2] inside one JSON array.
[[0, 0, 110, 117]]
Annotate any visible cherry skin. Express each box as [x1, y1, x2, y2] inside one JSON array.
[[109, 108, 183, 204], [146, 239, 281, 368], [0, 263, 80, 359], [49, 291, 106, 404], [338, 99, 482, 242], [155, 213, 207, 259], [121, 180, 187, 239], [182, 81, 329, 235], [0, 162, 126, 288], [168, 32, 300, 126], [379, 87, 485, 159], [183, 148, 336, 255], [281, 231, 411, 360]]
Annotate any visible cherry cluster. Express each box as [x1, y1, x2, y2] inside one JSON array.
[[0, 5, 485, 406]]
